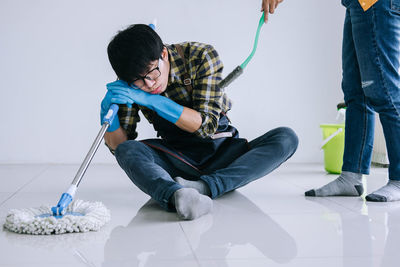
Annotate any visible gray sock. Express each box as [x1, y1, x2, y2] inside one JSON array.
[[174, 177, 211, 196], [305, 171, 363, 197], [366, 180, 400, 202], [173, 188, 213, 220]]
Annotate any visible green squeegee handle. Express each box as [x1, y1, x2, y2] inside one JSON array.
[[240, 13, 265, 69], [219, 13, 265, 89]]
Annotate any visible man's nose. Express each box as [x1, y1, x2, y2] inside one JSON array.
[[144, 78, 156, 88]]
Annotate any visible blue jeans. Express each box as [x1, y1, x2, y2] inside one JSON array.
[[341, 0, 400, 180], [115, 127, 298, 210]]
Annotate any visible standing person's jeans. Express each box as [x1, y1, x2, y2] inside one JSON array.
[[341, 0, 400, 180], [115, 127, 298, 210]]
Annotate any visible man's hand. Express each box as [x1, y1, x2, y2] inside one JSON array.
[[106, 80, 201, 133], [261, 0, 284, 23], [106, 80, 153, 109], [100, 91, 120, 132], [107, 80, 184, 124]]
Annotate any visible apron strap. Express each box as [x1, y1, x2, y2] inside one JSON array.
[[175, 43, 231, 125], [175, 44, 193, 94]]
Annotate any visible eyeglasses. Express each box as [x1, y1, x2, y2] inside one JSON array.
[[131, 59, 162, 88]]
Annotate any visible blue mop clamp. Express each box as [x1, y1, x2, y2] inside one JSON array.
[[50, 104, 119, 218], [51, 192, 74, 216]]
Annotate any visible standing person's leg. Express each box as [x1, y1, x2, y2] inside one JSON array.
[[175, 127, 298, 198], [305, 3, 373, 197], [306, 0, 400, 200], [115, 140, 212, 219], [363, 0, 400, 201]]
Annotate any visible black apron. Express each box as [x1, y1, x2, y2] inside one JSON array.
[[141, 112, 249, 175]]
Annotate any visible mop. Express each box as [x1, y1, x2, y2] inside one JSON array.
[[3, 105, 118, 235], [3, 19, 160, 235]]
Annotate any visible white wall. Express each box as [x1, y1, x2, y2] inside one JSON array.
[[0, 0, 345, 164]]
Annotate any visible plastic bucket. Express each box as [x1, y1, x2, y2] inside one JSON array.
[[320, 124, 345, 174]]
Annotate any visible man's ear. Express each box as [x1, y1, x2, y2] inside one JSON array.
[[161, 47, 168, 60]]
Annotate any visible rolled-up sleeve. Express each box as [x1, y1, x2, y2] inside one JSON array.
[[118, 104, 140, 140], [192, 45, 224, 138], [105, 104, 140, 155]]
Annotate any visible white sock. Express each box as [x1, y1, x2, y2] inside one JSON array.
[[173, 177, 211, 196], [173, 188, 212, 220]]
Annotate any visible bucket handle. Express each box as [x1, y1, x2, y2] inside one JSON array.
[[321, 127, 343, 150]]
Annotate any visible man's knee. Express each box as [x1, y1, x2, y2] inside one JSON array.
[[268, 127, 299, 156], [279, 127, 299, 152], [115, 140, 149, 161]]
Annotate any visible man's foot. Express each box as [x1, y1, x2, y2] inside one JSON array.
[[174, 177, 211, 196], [366, 180, 400, 202], [173, 188, 213, 220], [305, 171, 363, 197]]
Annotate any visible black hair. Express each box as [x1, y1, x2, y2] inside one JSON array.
[[107, 24, 164, 84]]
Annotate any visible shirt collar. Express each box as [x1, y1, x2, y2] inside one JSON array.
[[167, 44, 186, 85]]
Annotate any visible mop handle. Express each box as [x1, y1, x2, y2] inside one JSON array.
[[218, 13, 264, 89], [71, 104, 119, 187]]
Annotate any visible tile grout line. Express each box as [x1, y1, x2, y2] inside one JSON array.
[[178, 222, 202, 267], [0, 165, 50, 207]]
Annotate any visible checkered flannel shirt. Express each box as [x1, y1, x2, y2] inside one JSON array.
[[117, 42, 232, 141]]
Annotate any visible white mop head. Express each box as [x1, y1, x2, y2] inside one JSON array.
[[4, 199, 110, 235]]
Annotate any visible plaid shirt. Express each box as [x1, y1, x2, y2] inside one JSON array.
[[117, 42, 232, 141]]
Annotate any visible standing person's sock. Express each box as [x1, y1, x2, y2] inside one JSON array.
[[173, 188, 212, 220], [305, 171, 363, 197], [174, 177, 211, 196], [366, 180, 400, 202]]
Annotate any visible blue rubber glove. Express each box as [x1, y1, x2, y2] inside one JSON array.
[[107, 80, 154, 108], [107, 80, 184, 124], [100, 91, 120, 132]]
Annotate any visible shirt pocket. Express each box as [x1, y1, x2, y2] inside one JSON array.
[[392, 0, 400, 12]]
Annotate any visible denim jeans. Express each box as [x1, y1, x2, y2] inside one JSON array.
[[341, 0, 400, 179], [115, 127, 298, 210]]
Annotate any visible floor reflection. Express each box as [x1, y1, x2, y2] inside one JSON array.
[[304, 197, 400, 267], [103, 191, 297, 266], [366, 201, 400, 267], [187, 191, 298, 264]]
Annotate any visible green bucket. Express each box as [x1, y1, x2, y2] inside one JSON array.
[[320, 124, 345, 174]]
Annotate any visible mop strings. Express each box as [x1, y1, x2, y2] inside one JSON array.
[[240, 13, 265, 69], [4, 200, 110, 235]]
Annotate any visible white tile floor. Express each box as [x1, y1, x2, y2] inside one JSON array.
[[0, 163, 399, 267]]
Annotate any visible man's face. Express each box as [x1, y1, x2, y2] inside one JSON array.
[[131, 47, 169, 95]]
